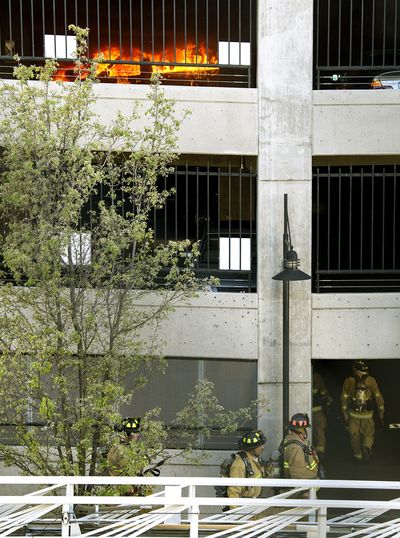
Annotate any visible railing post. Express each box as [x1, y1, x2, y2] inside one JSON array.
[[188, 485, 199, 538], [164, 485, 182, 524], [61, 482, 74, 537], [308, 486, 317, 523], [318, 506, 327, 538]]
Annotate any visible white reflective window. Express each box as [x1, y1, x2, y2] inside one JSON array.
[[44, 35, 76, 58], [219, 237, 251, 270], [218, 41, 250, 65], [61, 232, 91, 266]]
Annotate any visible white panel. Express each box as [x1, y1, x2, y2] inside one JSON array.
[[219, 237, 230, 269], [61, 232, 91, 265], [240, 238, 251, 270], [219, 237, 251, 270], [218, 41, 250, 65], [44, 35, 76, 58], [229, 237, 241, 270]]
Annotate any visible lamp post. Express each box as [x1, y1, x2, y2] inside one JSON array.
[[272, 194, 311, 437]]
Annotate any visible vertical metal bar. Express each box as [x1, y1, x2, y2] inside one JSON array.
[[185, 162, 189, 239], [151, 0, 154, 61], [184, 0, 187, 62], [153, 205, 157, 242], [75, 0, 78, 26], [395, 0, 398, 67], [207, 161, 210, 269], [97, 0, 100, 53], [383, 0, 386, 65], [217, 0, 220, 63], [86, 0, 89, 53], [129, 0, 132, 60], [217, 167, 221, 266], [174, 168, 178, 241], [195, 0, 198, 63], [228, 162, 232, 268], [338, 168, 341, 270], [196, 167, 199, 242], [239, 0, 242, 65], [327, 0, 330, 66], [119, 0, 122, 58], [338, 0, 341, 66], [107, 0, 111, 59], [371, 0, 375, 65], [249, 166, 253, 251], [360, 0, 364, 65], [140, 0, 144, 61], [53, 0, 56, 57], [64, 0, 67, 58], [239, 163, 242, 269], [371, 166, 374, 269], [360, 167, 364, 268], [228, 0, 231, 64], [31, 0, 35, 56], [382, 168, 385, 269], [164, 176, 167, 243], [42, 0, 45, 54], [173, 0, 176, 63], [393, 166, 396, 269], [162, 0, 165, 62], [249, 0, 252, 85], [206, 0, 209, 63], [349, 0, 353, 66], [19, 0, 24, 56], [316, 169, 320, 291], [316, 0, 320, 72], [349, 167, 352, 270], [327, 167, 331, 270]]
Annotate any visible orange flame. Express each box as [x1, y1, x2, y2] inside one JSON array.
[[52, 43, 219, 83]]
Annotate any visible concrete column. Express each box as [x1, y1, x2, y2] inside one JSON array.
[[257, 1, 314, 451]]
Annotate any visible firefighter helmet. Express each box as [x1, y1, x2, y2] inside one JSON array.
[[353, 360, 368, 374], [288, 412, 310, 430], [238, 430, 266, 450], [119, 417, 141, 435]]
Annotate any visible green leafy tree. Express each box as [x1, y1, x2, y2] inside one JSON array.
[[0, 27, 263, 482]]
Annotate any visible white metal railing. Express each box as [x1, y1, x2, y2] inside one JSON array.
[[1, 476, 400, 537]]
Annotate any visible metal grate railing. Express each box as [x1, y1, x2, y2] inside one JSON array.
[[0, 0, 256, 87], [3, 475, 400, 537], [314, 0, 400, 89], [313, 164, 400, 292], [87, 160, 257, 292]]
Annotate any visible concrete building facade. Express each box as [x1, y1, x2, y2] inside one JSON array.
[[1, 0, 400, 465]]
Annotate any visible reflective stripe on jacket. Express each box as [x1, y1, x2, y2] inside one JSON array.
[[283, 431, 319, 480]]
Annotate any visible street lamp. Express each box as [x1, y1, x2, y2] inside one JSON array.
[[272, 194, 311, 437]]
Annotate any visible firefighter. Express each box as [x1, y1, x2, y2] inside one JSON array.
[[227, 430, 266, 504], [283, 413, 319, 483], [341, 360, 384, 463], [107, 417, 152, 495], [312, 371, 332, 460]]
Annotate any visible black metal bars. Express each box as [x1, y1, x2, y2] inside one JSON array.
[[313, 164, 400, 292], [314, 0, 400, 89], [0, 0, 256, 87]]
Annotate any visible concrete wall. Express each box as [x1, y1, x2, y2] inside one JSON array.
[[313, 90, 400, 156], [139, 292, 257, 359], [92, 84, 258, 156], [312, 293, 400, 359]]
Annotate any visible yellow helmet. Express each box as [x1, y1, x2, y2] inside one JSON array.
[[120, 417, 141, 434]]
